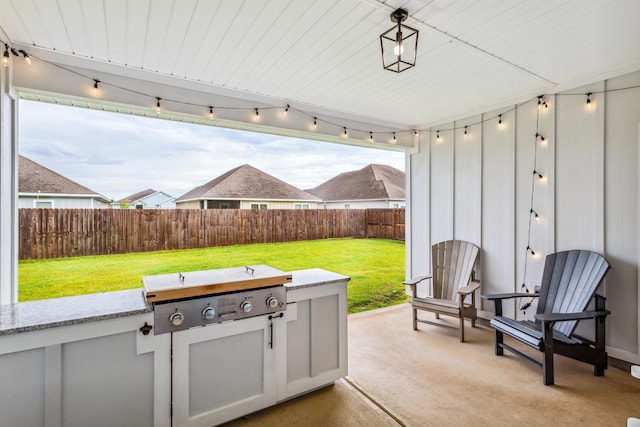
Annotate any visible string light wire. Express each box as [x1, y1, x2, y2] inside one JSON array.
[[1, 39, 640, 144]]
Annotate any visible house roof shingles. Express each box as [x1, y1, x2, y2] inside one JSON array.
[[19, 155, 101, 196], [176, 164, 319, 202], [307, 164, 404, 201], [117, 188, 157, 204]]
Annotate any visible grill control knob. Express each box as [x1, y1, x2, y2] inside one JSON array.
[[169, 312, 184, 326], [266, 296, 279, 308], [202, 306, 216, 320], [240, 301, 253, 313]]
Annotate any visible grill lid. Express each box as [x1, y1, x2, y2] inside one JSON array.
[[142, 264, 292, 303]]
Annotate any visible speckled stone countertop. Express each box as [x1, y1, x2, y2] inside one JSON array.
[[0, 268, 348, 336], [286, 268, 350, 290], [0, 289, 151, 336]]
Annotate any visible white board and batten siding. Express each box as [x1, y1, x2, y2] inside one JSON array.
[[407, 69, 640, 364]]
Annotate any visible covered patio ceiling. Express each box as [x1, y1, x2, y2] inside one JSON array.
[[1, 0, 639, 141]]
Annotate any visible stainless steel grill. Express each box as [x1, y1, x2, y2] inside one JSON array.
[[143, 265, 291, 334]]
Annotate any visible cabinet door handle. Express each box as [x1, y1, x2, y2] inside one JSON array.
[[268, 312, 284, 349]]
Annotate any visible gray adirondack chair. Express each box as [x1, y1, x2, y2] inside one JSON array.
[[483, 249, 611, 385], [404, 240, 480, 342]]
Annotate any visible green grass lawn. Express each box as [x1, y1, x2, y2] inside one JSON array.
[[18, 238, 407, 314]]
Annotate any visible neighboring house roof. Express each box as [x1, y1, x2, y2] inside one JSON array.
[[117, 188, 175, 208], [176, 164, 319, 202], [117, 188, 157, 204], [307, 164, 405, 202], [18, 155, 107, 200]]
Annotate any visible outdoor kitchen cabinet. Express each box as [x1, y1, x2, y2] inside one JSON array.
[[170, 268, 349, 427], [0, 270, 348, 427], [282, 269, 349, 400], [0, 309, 171, 427], [171, 312, 288, 427]]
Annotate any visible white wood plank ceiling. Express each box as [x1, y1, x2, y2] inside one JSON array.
[[1, 0, 639, 129]]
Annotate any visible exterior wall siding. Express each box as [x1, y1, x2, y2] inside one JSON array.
[[239, 200, 317, 210], [18, 197, 109, 209], [321, 200, 405, 209], [407, 69, 640, 363]]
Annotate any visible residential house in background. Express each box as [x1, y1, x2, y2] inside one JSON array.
[[307, 164, 405, 209], [116, 188, 175, 209], [175, 164, 319, 210], [18, 155, 110, 209]]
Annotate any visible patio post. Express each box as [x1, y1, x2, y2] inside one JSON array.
[[0, 54, 19, 304]]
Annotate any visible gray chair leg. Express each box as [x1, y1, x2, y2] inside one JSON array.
[[459, 316, 465, 342], [412, 307, 418, 330], [495, 330, 504, 355], [543, 321, 555, 385]]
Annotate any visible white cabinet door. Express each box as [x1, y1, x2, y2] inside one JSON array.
[[0, 313, 171, 427], [283, 281, 348, 400], [172, 314, 285, 427]]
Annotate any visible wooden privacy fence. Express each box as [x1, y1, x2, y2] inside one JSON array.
[[365, 208, 405, 241], [19, 208, 405, 260]]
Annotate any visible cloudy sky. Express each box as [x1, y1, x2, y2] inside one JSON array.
[[19, 100, 404, 201]]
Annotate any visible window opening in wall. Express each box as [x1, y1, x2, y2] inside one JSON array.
[[35, 200, 53, 208], [17, 99, 405, 302]]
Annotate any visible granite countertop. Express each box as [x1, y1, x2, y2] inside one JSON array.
[[0, 268, 349, 336], [0, 289, 151, 336], [286, 268, 350, 290]]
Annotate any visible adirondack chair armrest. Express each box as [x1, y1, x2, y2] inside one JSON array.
[[481, 292, 539, 301], [403, 275, 432, 287], [482, 292, 538, 316], [457, 282, 480, 296], [534, 309, 610, 323]]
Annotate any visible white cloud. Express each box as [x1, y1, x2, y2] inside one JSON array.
[[19, 100, 405, 200]]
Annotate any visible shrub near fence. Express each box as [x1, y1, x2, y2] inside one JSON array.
[[19, 208, 405, 260]]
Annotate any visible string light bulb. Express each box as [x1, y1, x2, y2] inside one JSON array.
[[343, 127, 347, 137], [464, 126, 468, 138], [370, 132, 374, 142], [93, 79, 100, 96], [586, 92, 592, 109], [498, 114, 503, 128], [18, 49, 30, 65], [3, 44, 9, 67], [393, 132, 396, 143], [537, 95, 548, 110], [536, 132, 546, 143], [313, 117, 317, 128], [255, 108, 259, 119], [436, 130, 440, 141], [527, 245, 535, 255], [533, 170, 543, 180], [284, 104, 289, 115], [530, 209, 540, 221], [155, 97, 161, 114], [208, 106, 214, 119]]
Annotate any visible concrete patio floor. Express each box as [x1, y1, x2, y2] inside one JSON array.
[[224, 303, 640, 426]]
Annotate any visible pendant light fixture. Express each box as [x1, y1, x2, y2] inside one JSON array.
[[380, 8, 418, 73]]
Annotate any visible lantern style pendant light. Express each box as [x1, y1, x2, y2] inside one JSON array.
[[380, 8, 418, 73]]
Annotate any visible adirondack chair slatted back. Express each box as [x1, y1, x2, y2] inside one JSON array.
[[432, 240, 479, 300], [537, 250, 610, 337]]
